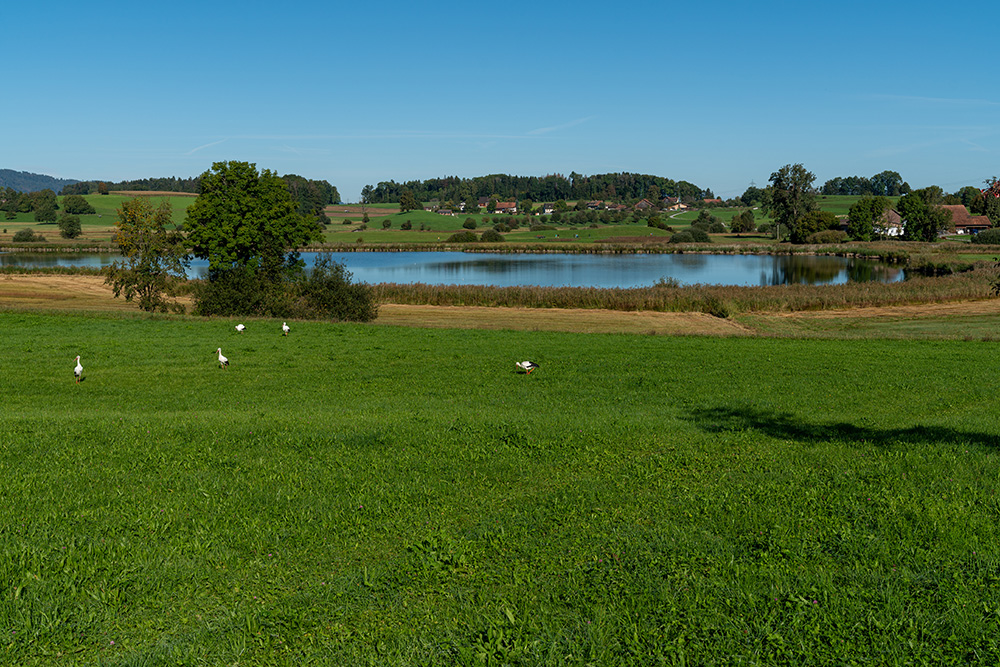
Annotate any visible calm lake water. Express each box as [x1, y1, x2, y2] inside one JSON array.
[[1, 251, 905, 288]]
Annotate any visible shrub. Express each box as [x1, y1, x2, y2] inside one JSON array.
[[529, 223, 555, 232], [493, 222, 510, 233], [669, 231, 694, 243], [971, 228, 1000, 245], [446, 230, 478, 242], [342, 218, 352, 225], [708, 221, 728, 234], [463, 218, 478, 230], [194, 271, 290, 317], [62, 194, 96, 215], [401, 220, 412, 230], [382, 219, 391, 229], [296, 254, 378, 322], [689, 228, 711, 243], [805, 229, 849, 244], [13, 228, 41, 242], [58, 214, 82, 239], [480, 228, 504, 242]]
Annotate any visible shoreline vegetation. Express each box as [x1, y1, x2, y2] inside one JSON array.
[[3, 237, 999, 321]]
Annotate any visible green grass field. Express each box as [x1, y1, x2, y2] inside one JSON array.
[[4, 310, 1000, 664]]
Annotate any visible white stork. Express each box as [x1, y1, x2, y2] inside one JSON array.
[[74, 355, 83, 383], [282, 322, 290, 336], [515, 360, 539, 374], [216, 348, 229, 369], [235, 324, 246, 333]]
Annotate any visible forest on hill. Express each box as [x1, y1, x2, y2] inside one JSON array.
[[365, 172, 712, 205], [0, 169, 79, 194]]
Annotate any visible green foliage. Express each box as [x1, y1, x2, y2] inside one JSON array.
[[12, 228, 42, 242], [57, 214, 82, 239], [479, 228, 504, 242], [669, 230, 694, 243], [970, 228, 1000, 244], [899, 190, 951, 242], [193, 270, 289, 316], [400, 220, 412, 230], [730, 209, 756, 234], [689, 227, 711, 242], [791, 210, 839, 243], [708, 221, 727, 233], [294, 253, 378, 322], [104, 197, 189, 312], [463, 218, 477, 230], [61, 194, 96, 215], [33, 202, 57, 223], [694, 209, 719, 227], [382, 219, 391, 230], [764, 164, 818, 240], [185, 161, 323, 282], [805, 229, 848, 244], [847, 196, 890, 241], [399, 189, 422, 213], [972, 190, 1000, 226], [445, 230, 478, 242]]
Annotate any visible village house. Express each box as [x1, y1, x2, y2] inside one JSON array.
[[876, 209, 904, 237], [941, 205, 991, 235]]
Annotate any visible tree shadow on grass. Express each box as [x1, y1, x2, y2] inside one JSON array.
[[684, 405, 1000, 450]]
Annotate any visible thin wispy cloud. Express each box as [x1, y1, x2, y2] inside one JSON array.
[[185, 139, 227, 155], [527, 116, 596, 136]]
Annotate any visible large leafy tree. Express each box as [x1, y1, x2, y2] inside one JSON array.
[[185, 161, 323, 281], [763, 163, 817, 241], [898, 189, 950, 242], [847, 196, 890, 241], [104, 197, 189, 312]]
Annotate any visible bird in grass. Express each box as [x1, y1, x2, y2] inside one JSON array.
[[515, 360, 539, 374], [74, 355, 83, 383], [235, 324, 246, 333], [216, 348, 229, 369], [282, 322, 290, 336]]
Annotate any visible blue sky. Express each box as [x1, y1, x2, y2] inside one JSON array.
[[6, 1, 998, 201]]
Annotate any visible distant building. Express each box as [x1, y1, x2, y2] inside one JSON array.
[[941, 204, 991, 234]]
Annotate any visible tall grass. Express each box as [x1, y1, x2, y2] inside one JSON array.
[[373, 266, 996, 316]]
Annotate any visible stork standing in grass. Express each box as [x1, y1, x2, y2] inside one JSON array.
[[282, 322, 290, 336], [515, 360, 539, 374], [216, 348, 229, 369], [235, 324, 246, 333], [74, 355, 83, 383]]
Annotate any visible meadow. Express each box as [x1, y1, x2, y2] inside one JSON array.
[[4, 310, 1000, 665]]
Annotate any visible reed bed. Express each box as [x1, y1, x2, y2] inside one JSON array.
[[373, 266, 997, 317]]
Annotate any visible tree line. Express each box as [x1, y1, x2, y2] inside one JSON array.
[[365, 172, 712, 205]]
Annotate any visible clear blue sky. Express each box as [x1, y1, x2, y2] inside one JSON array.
[[6, 0, 997, 201]]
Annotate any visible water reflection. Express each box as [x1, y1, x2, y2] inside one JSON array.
[[0, 251, 904, 288]]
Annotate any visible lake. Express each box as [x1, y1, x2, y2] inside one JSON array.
[[0, 251, 904, 288]]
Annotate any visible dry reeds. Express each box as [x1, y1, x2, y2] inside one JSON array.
[[372, 266, 997, 317]]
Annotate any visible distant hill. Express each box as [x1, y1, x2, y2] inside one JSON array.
[[0, 169, 81, 193]]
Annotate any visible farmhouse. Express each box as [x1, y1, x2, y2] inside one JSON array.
[[941, 204, 991, 234], [876, 209, 904, 237], [495, 202, 517, 213]]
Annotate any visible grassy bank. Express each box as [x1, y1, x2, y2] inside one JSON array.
[[3, 312, 1000, 664]]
